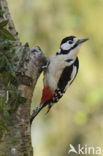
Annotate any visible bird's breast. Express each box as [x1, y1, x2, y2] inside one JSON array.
[[44, 55, 67, 91]]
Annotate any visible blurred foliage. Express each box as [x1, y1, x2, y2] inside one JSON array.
[[8, 0, 103, 156]]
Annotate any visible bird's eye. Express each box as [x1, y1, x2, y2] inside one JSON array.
[[68, 40, 73, 44]]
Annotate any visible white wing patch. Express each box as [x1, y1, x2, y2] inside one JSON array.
[[65, 65, 77, 91], [71, 65, 77, 80]]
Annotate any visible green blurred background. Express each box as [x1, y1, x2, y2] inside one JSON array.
[[8, 0, 103, 155]]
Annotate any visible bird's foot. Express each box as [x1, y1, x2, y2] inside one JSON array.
[[42, 59, 50, 70], [45, 103, 53, 114]]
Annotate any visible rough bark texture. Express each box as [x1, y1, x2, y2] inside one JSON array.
[[0, 0, 47, 155]]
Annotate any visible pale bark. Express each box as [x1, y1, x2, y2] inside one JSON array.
[[0, 0, 47, 155]]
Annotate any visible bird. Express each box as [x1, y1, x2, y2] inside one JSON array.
[[30, 36, 88, 124]]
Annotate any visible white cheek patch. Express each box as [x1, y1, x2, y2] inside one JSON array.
[[61, 42, 71, 50]]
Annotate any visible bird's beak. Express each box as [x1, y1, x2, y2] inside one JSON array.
[[77, 38, 89, 45]]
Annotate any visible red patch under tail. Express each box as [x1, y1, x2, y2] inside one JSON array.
[[40, 85, 54, 105]]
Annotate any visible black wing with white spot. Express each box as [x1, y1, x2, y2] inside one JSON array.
[[52, 57, 79, 103]]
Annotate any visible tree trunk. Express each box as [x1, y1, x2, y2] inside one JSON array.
[[0, 0, 47, 155]]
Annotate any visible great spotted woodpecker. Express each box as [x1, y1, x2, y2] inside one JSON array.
[[30, 36, 88, 124]]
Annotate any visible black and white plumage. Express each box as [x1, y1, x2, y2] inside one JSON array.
[[30, 36, 88, 124]]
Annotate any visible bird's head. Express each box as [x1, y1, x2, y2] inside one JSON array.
[[59, 36, 88, 57]]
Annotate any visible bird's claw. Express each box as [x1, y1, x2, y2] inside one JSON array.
[[45, 104, 52, 115], [42, 59, 50, 70]]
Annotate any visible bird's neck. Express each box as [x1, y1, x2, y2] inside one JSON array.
[[57, 48, 78, 58], [55, 49, 77, 66]]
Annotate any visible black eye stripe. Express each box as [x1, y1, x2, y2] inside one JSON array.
[[58, 42, 78, 55]]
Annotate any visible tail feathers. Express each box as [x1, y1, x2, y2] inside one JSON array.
[[30, 100, 53, 125], [30, 104, 44, 124]]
